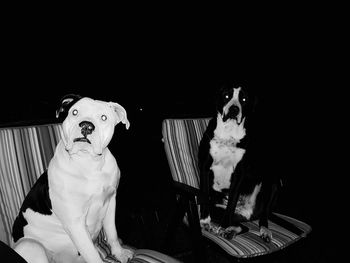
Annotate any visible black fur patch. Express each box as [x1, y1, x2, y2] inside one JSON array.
[[56, 94, 82, 120], [12, 171, 52, 242]]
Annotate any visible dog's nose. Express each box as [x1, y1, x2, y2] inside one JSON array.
[[223, 105, 240, 122], [79, 121, 95, 136], [229, 105, 240, 117]]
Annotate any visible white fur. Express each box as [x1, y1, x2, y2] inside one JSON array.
[[235, 183, 261, 219], [210, 113, 246, 192], [14, 238, 49, 263], [214, 184, 261, 220], [62, 98, 129, 156], [200, 216, 211, 226]]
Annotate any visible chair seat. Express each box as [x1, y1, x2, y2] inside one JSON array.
[[96, 229, 180, 263], [201, 213, 312, 258]]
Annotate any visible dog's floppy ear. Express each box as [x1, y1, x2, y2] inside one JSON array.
[[56, 94, 83, 119], [108, 102, 130, 129]]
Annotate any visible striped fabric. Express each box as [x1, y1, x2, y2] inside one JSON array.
[[95, 229, 180, 263], [201, 213, 311, 258], [0, 123, 179, 263], [162, 118, 210, 188], [0, 123, 63, 246], [131, 250, 181, 263], [162, 118, 312, 258]]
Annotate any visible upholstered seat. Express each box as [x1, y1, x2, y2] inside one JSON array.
[[0, 123, 179, 263], [162, 118, 312, 261]]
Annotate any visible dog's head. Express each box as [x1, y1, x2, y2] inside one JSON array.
[[217, 83, 255, 124], [56, 94, 130, 156], [214, 83, 257, 141]]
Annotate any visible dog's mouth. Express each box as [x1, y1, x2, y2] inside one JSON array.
[[73, 137, 91, 144], [236, 117, 244, 125], [223, 114, 243, 125]]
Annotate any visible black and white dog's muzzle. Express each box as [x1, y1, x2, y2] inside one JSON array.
[[221, 87, 244, 124]]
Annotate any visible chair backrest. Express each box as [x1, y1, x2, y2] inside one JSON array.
[[0, 123, 63, 246], [162, 118, 211, 189]]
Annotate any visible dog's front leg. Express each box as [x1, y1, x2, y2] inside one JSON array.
[[258, 182, 280, 243], [64, 222, 103, 263], [103, 192, 134, 263]]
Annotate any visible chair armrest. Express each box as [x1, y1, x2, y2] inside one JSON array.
[[173, 181, 200, 198], [172, 181, 209, 206]]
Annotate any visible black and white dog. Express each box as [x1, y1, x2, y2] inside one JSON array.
[[198, 83, 280, 242], [12, 95, 133, 263]]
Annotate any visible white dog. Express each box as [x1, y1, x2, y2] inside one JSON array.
[[12, 95, 134, 263]]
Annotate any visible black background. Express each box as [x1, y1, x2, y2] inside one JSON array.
[[1, 9, 342, 262]]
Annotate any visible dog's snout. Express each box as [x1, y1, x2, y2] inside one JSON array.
[[229, 105, 240, 116], [223, 104, 240, 122], [79, 121, 95, 136]]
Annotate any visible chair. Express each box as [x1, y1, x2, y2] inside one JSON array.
[[0, 123, 180, 263], [162, 118, 312, 262]]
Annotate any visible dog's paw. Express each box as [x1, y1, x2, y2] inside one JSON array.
[[218, 226, 242, 240], [112, 247, 134, 263], [259, 226, 272, 243], [200, 216, 213, 231]]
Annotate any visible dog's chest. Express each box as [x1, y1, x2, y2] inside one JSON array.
[[49, 164, 117, 233], [209, 118, 246, 192], [209, 138, 245, 192], [61, 175, 116, 219], [85, 183, 115, 234]]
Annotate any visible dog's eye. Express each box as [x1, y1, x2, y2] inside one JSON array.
[[240, 96, 248, 105], [101, 115, 107, 121], [72, 109, 78, 116], [239, 91, 248, 104], [223, 93, 231, 101]]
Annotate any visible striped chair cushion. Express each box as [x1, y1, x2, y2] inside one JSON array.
[[162, 118, 312, 258], [97, 230, 180, 263], [201, 213, 311, 258], [0, 123, 63, 246], [0, 123, 179, 263]]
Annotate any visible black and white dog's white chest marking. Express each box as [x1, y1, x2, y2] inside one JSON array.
[[209, 118, 246, 192]]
